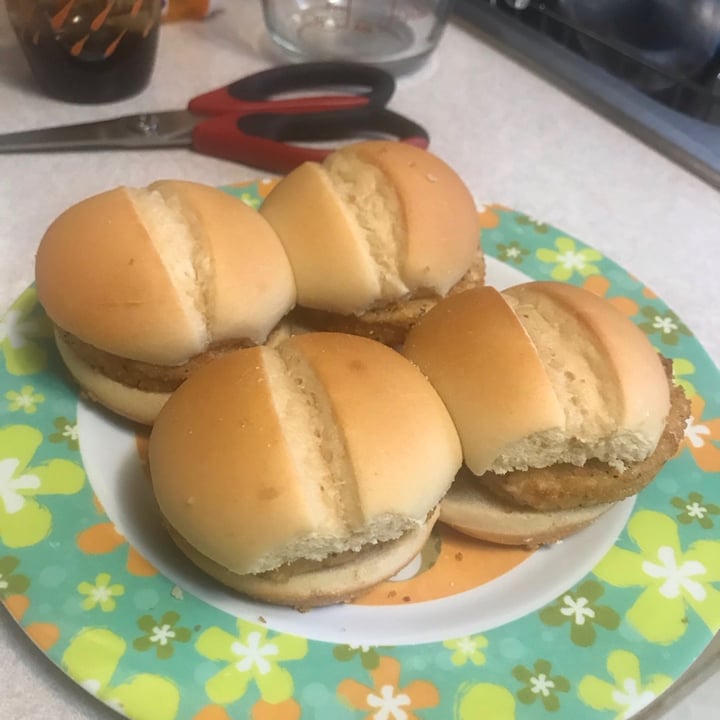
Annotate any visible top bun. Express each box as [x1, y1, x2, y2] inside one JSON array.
[[35, 180, 296, 366], [403, 282, 671, 476], [149, 332, 462, 576], [259, 141, 480, 314]]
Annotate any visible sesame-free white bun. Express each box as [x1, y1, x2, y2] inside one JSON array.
[[404, 282, 671, 476], [404, 282, 686, 546], [439, 467, 613, 548], [35, 180, 296, 423], [259, 140, 482, 318], [149, 332, 462, 607], [54, 330, 170, 427]]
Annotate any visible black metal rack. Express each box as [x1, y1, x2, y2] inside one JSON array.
[[453, 0, 720, 188]]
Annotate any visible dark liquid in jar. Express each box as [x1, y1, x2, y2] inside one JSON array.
[[8, 1, 160, 104], [18, 28, 159, 103]]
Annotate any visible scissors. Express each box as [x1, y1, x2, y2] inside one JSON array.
[[0, 62, 429, 174]]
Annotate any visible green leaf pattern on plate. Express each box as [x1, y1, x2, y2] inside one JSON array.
[[443, 635, 489, 666], [594, 510, 720, 643], [0, 554, 30, 599], [62, 628, 180, 720], [513, 659, 571, 711], [195, 620, 308, 705], [0, 287, 52, 376], [0, 425, 84, 547], [578, 650, 672, 719], [536, 237, 603, 281], [539, 579, 621, 647]]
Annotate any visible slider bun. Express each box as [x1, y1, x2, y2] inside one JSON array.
[[439, 468, 612, 548], [166, 509, 438, 608], [403, 282, 671, 476], [35, 180, 296, 366], [259, 140, 480, 314], [55, 330, 169, 426], [149, 332, 461, 605]]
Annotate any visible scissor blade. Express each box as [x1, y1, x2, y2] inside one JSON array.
[[0, 110, 200, 153]]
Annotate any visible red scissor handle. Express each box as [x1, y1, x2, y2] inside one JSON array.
[[188, 62, 396, 116], [191, 109, 430, 174]]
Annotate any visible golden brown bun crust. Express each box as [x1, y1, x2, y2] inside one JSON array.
[[36, 182, 295, 366], [36, 186, 201, 365], [348, 141, 480, 293], [403, 286, 564, 473], [149, 180, 296, 345], [259, 141, 480, 315], [439, 469, 613, 548], [505, 281, 671, 445], [484, 368, 689, 511], [149, 333, 461, 576], [289, 252, 486, 347], [150, 345, 318, 573], [403, 283, 674, 475], [258, 161, 381, 312], [165, 510, 438, 609]]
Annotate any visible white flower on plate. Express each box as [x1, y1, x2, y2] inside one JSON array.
[[0, 310, 45, 350], [454, 636, 481, 656], [348, 643, 371, 652], [686, 501, 708, 519], [231, 632, 279, 674], [651, 315, 678, 334], [0, 310, 25, 349], [684, 415, 711, 448], [79, 677, 124, 713], [0, 458, 41, 514], [530, 673, 555, 697], [642, 545, 706, 601], [559, 594, 595, 625], [90, 585, 112, 604], [366, 684, 411, 720], [12, 389, 36, 408], [611, 678, 657, 719], [62, 423, 79, 441], [0, 574, 8, 591], [554, 250, 587, 271], [150, 624, 176, 646]]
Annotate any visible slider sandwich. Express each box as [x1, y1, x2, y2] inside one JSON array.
[[404, 282, 690, 546], [35, 180, 296, 424], [259, 140, 484, 346], [148, 332, 462, 608]]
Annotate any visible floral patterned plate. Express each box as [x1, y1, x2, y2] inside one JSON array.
[[1, 181, 719, 720]]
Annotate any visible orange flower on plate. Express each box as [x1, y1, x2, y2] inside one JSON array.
[[3, 593, 60, 650], [582, 276, 639, 317], [193, 706, 232, 720], [76, 496, 156, 576], [681, 394, 720, 472], [477, 204, 502, 229], [338, 655, 439, 720]]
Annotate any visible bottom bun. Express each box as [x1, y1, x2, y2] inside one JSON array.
[[55, 330, 170, 425], [166, 509, 440, 609], [440, 468, 613, 548]]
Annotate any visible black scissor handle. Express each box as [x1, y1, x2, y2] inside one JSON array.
[[237, 107, 429, 145], [192, 108, 430, 174], [227, 62, 396, 107], [189, 62, 396, 116]]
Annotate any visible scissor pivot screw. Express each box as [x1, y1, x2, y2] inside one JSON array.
[[129, 114, 161, 136]]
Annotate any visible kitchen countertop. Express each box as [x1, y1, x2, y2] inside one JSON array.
[[0, 4, 718, 720]]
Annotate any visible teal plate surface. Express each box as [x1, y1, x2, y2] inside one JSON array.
[[1, 182, 719, 720]]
